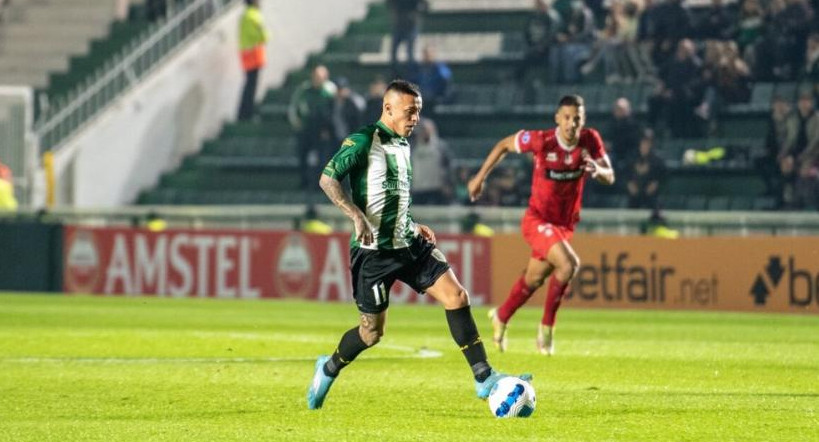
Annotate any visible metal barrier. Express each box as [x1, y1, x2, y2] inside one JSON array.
[[35, 0, 240, 152], [2, 205, 819, 236]]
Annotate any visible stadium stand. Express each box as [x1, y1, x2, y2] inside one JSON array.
[[137, 0, 815, 211]]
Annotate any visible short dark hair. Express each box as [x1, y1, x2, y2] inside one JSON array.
[[558, 95, 584, 109], [385, 79, 421, 97]]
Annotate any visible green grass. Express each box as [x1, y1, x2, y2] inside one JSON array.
[[1, 293, 817, 441]]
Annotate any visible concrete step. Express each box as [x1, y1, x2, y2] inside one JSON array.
[[1, 22, 110, 40], [0, 71, 50, 88], [0, 53, 70, 72], [0, 39, 90, 57]]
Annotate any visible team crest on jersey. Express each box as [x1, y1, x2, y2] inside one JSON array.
[[341, 138, 356, 148], [546, 152, 557, 162], [564, 154, 573, 165], [521, 131, 531, 144]]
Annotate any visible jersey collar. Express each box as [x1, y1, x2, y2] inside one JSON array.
[[555, 127, 578, 151], [375, 120, 404, 143]]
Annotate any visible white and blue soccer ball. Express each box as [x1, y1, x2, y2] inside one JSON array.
[[488, 376, 536, 418]]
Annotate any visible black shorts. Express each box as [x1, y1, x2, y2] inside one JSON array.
[[350, 236, 451, 314]]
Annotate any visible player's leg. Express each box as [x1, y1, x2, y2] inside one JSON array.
[[423, 269, 532, 399], [308, 247, 397, 410], [490, 258, 554, 352], [538, 239, 580, 355]]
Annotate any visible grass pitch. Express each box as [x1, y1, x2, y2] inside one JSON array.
[[1, 293, 817, 441]]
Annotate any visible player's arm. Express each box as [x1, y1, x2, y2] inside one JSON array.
[[467, 134, 517, 202], [319, 135, 375, 245], [583, 153, 615, 185], [319, 175, 374, 246]]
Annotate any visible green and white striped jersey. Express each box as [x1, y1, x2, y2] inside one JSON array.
[[322, 121, 417, 250]]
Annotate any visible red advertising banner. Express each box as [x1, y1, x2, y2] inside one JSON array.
[[63, 227, 491, 305]]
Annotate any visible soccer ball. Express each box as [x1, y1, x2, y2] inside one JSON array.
[[488, 376, 536, 418]]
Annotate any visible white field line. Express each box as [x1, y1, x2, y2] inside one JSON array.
[[0, 330, 444, 364]]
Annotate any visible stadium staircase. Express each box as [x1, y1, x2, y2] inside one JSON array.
[[137, 0, 777, 211]]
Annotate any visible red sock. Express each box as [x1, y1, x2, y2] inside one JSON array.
[[543, 276, 569, 326], [497, 276, 533, 323]]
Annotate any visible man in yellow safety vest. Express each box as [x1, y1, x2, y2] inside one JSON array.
[[237, 0, 269, 121]]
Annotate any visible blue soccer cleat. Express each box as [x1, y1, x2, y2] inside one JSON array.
[[307, 355, 336, 410], [476, 370, 533, 399]]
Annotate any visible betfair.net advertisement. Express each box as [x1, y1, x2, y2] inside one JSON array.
[[491, 234, 819, 314]]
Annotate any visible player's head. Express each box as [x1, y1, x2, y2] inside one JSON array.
[[554, 95, 585, 143], [381, 79, 422, 137]]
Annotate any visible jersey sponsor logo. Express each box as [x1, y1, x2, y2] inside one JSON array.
[[382, 179, 411, 195], [341, 138, 356, 148], [546, 168, 584, 181], [521, 131, 531, 144]]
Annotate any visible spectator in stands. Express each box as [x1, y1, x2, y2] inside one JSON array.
[[0, 157, 18, 212], [515, 0, 562, 86], [803, 33, 819, 100], [759, 95, 791, 198], [767, 0, 814, 80], [364, 76, 388, 123], [409, 45, 453, 119], [551, 0, 595, 83], [606, 97, 643, 171], [331, 77, 366, 145], [581, 0, 641, 83], [734, 0, 766, 74], [453, 166, 473, 204], [697, 0, 736, 41], [387, 0, 428, 74], [626, 130, 665, 210], [288, 65, 337, 190], [780, 91, 819, 208], [236, 0, 269, 122], [649, 39, 705, 138], [649, 0, 692, 67], [698, 41, 752, 132], [410, 119, 454, 205]]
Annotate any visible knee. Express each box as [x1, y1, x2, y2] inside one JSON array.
[[523, 272, 547, 290], [444, 288, 470, 310], [359, 324, 383, 347], [556, 256, 580, 281]]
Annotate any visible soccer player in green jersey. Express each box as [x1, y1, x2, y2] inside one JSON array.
[[307, 80, 531, 410]]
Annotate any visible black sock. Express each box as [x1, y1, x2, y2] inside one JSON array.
[[445, 306, 492, 382], [323, 326, 370, 377]]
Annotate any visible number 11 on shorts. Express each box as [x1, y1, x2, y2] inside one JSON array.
[[372, 282, 387, 306]]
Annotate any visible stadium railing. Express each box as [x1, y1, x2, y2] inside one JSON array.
[[34, 0, 240, 152], [3, 205, 819, 237]]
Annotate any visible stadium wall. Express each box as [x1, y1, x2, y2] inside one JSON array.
[[53, 0, 374, 207], [491, 234, 819, 314]]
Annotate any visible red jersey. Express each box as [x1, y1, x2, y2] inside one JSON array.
[[514, 127, 606, 228]]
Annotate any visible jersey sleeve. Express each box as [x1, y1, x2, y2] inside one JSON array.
[[586, 129, 606, 159], [514, 130, 546, 154], [322, 134, 369, 180]]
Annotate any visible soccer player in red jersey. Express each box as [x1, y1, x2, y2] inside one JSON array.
[[467, 95, 615, 355]]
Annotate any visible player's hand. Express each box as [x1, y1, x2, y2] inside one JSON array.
[[582, 153, 600, 178], [467, 176, 485, 202], [353, 214, 374, 246], [417, 223, 436, 245]]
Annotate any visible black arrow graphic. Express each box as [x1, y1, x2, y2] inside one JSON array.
[[766, 256, 784, 287], [750, 275, 770, 306]]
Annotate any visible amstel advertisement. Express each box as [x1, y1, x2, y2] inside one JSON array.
[[62, 226, 492, 305], [491, 234, 819, 313]]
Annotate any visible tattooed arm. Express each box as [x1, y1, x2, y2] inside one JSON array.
[[319, 174, 374, 246]]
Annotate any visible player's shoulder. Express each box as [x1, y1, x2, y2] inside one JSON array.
[[341, 124, 378, 150], [580, 127, 602, 139], [519, 128, 556, 141]]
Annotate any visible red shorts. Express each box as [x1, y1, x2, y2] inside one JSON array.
[[521, 211, 574, 261]]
